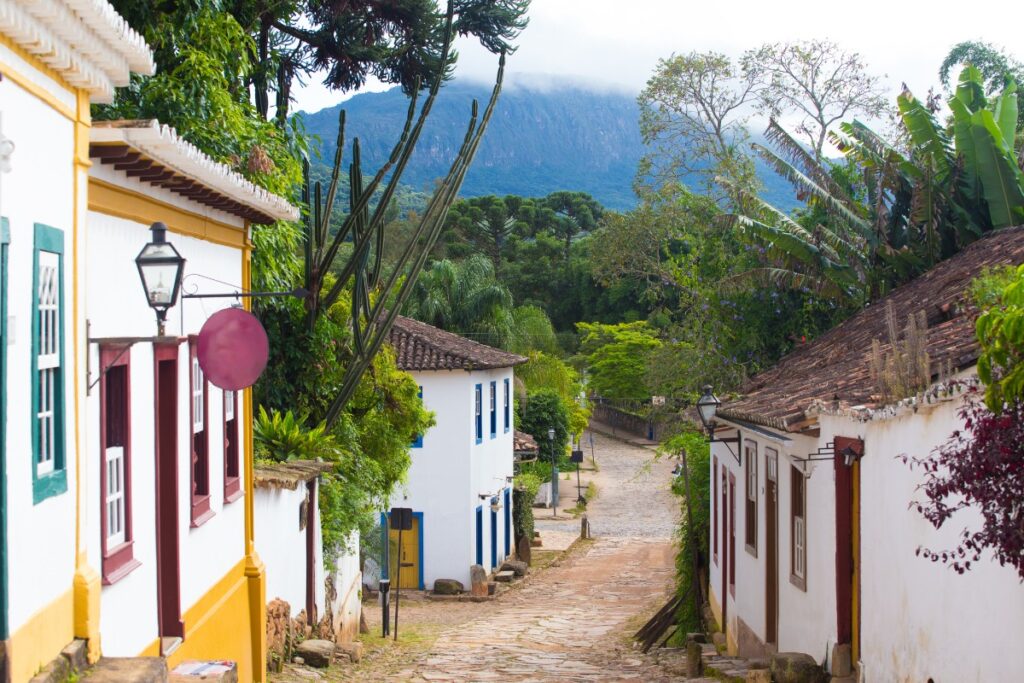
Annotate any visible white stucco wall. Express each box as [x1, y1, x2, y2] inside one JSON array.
[[254, 483, 323, 617], [710, 427, 837, 660], [823, 400, 1024, 682], [389, 367, 516, 588], [0, 69, 79, 636], [86, 191, 247, 652]]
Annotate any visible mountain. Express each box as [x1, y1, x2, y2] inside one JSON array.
[[298, 81, 800, 213]]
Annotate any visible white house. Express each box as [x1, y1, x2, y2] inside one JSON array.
[[382, 315, 526, 590], [0, 2, 153, 680], [254, 460, 362, 653], [83, 120, 297, 681], [707, 227, 1024, 682]]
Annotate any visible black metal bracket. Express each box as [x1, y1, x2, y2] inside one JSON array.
[[182, 287, 308, 300], [708, 427, 741, 463], [793, 442, 837, 465]]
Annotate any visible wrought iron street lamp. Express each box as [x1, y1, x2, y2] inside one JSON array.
[[135, 222, 185, 335], [697, 385, 739, 460], [548, 428, 558, 514]]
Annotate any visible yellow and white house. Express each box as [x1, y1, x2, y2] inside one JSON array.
[[0, 2, 298, 681]]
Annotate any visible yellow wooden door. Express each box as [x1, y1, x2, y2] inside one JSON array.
[[388, 515, 420, 589]]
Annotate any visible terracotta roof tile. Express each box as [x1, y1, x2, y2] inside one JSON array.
[[720, 226, 1024, 431], [514, 430, 539, 453], [388, 315, 527, 372]]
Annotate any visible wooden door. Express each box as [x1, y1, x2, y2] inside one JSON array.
[[834, 437, 863, 659], [388, 515, 420, 589], [721, 466, 728, 627], [154, 344, 183, 642], [765, 450, 779, 647]]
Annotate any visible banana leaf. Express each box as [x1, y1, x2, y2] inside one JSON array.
[[971, 109, 1024, 228], [992, 81, 1019, 147], [897, 91, 953, 182], [955, 66, 988, 113]]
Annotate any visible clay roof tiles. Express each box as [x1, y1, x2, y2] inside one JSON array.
[[720, 226, 1024, 432], [388, 315, 527, 372]]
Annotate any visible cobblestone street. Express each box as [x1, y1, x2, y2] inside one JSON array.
[[274, 426, 696, 682]]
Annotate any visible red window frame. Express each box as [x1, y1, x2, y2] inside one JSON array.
[[223, 389, 241, 502], [729, 472, 736, 596], [99, 345, 140, 584], [745, 439, 758, 556], [189, 339, 212, 526], [713, 455, 718, 564]]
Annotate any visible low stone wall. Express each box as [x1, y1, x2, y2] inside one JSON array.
[[591, 403, 681, 441]]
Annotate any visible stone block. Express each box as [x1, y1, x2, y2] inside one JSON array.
[[685, 640, 702, 678], [494, 570, 515, 583], [61, 639, 89, 672], [711, 632, 727, 651], [81, 658, 168, 683], [470, 564, 488, 596], [515, 536, 532, 565], [335, 642, 364, 663], [487, 582, 497, 596], [295, 639, 336, 668], [500, 560, 528, 577], [746, 670, 771, 683], [770, 651, 826, 683], [685, 632, 707, 644], [831, 643, 852, 677], [28, 654, 69, 683], [432, 578, 464, 595], [169, 661, 237, 682], [265, 598, 292, 665]]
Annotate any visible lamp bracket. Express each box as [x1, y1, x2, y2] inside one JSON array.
[[182, 287, 308, 300], [708, 425, 741, 463]]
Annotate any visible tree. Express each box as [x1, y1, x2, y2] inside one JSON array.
[[742, 40, 889, 161], [976, 265, 1024, 413], [537, 191, 603, 260], [517, 388, 570, 475], [940, 41, 1024, 98], [576, 321, 662, 400], [403, 255, 515, 346], [638, 51, 759, 206], [444, 195, 519, 268]]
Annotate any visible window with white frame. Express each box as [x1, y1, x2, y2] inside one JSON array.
[[32, 224, 67, 502], [745, 440, 757, 554], [503, 378, 510, 432], [189, 341, 211, 524], [100, 348, 138, 582], [224, 389, 241, 501], [474, 384, 482, 444], [791, 464, 806, 589], [489, 381, 497, 438]]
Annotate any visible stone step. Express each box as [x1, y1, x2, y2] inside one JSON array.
[[494, 570, 515, 583], [81, 657, 168, 683]]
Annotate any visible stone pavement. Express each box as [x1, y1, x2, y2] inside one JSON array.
[[385, 427, 704, 681]]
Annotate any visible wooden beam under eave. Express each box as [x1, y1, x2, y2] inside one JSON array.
[[103, 151, 141, 166], [88, 144, 131, 160], [116, 159, 156, 172]]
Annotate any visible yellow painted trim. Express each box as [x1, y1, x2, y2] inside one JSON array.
[[87, 179, 249, 250], [708, 586, 723, 632], [167, 557, 256, 683], [9, 588, 75, 683], [240, 239, 268, 681], [0, 34, 78, 121], [852, 459, 860, 662], [138, 638, 161, 658]]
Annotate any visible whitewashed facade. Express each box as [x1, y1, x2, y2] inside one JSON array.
[[708, 227, 1024, 682], [384, 316, 524, 589]]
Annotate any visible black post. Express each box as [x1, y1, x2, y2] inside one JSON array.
[[394, 526, 402, 640], [379, 578, 391, 637]]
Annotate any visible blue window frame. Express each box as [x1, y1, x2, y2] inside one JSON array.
[[412, 386, 423, 448], [503, 378, 510, 433], [490, 507, 498, 567], [32, 224, 67, 504], [489, 381, 497, 438], [504, 488, 511, 557], [475, 506, 483, 565], [474, 384, 482, 444]]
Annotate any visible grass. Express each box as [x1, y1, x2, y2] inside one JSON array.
[[563, 481, 598, 517]]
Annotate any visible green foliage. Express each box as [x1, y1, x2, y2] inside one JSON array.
[[660, 429, 710, 633], [516, 351, 590, 437], [253, 407, 339, 464], [97, 1, 303, 197], [511, 483, 536, 549], [976, 264, 1024, 412], [576, 321, 662, 400], [517, 389, 570, 477]]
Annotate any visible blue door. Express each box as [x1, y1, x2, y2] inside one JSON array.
[[475, 506, 483, 566], [490, 508, 498, 567], [504, 488, 511, 557]]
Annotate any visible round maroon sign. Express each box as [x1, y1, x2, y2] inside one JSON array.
[[196, 308, 269, 390]]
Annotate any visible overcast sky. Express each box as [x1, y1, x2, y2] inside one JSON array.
[[292, 0, 1019, 114]]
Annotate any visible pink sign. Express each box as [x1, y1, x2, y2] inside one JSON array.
[[196, 308, 269, 390]]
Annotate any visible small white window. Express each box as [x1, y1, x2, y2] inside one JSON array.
[[36, 251, 60, 474], [192, 357, 204, 432], [224, 390, 235, 421], [106, 446, 126, 546], [794, 517, 806, 579]]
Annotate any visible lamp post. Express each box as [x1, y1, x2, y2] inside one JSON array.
[[135, 222, 185, 336], [548, 427, 558, 515], [697, 385, 740, 461]]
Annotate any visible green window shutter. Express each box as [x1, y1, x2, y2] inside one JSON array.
[[32, 223, 68, 504]]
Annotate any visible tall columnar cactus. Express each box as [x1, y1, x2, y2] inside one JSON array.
[[297, 2, 507, 428]]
